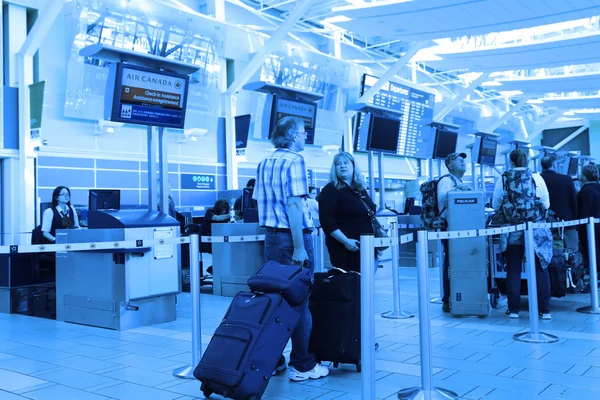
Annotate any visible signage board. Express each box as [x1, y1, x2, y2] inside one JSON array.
[[181, 174, 216, 190]]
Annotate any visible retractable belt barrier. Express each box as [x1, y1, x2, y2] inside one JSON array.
[[360, 217, 600, 398]]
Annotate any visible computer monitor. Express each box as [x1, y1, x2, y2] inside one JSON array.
[[473, 136, 498, 166], [242, 187, 257, 210], [88, 189, 121, 211], [403, 197, 415, 215], [433, 129, 458, 159], [367, 115, 401, 154], [567, 157, 579, 176]]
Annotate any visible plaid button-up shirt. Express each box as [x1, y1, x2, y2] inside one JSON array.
[[253, 148, 313, 230]]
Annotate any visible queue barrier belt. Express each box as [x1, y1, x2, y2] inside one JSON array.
[[0, 234, 267, 255], [0, 218, 597, 255]]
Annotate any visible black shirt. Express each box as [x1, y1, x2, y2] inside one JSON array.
[[541, 170, 577, 221], [318, 182, 376, 272]]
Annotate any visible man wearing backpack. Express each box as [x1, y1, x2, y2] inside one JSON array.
[[492, 148, 552, 319], [437, 152, 470, 312]]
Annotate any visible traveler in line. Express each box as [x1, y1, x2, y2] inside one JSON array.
[[253, 116, 329, 382], [200, 199, 234, 275], [436, 152, 470, 312], [577, 164, 600, 275], [318, 152, 377, 273], [307, 186, 319, 221], [492, 148, 552, 320], [540, 154, 578, 249]]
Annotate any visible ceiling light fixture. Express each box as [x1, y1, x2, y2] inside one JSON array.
[[526, 99, 544, 104], [481, 81, 502, 87]]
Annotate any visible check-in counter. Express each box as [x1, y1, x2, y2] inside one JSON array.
[[398, 215, 438, 268], [56, 210, 180, 330], [212, 223, 265, 296]]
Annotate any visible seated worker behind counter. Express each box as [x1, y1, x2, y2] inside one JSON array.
[[41, 186, 80, 243], [201, 199, 238, 275], [234, 179, 256, 218]]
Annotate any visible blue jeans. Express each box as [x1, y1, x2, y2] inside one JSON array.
[[264, 231, 316, 373]]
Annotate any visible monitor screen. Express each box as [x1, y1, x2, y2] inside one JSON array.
[[104, 63, 190, 129], [433, 129, 458, 159], [477, 137, 498, 165], [88, 190, 121, 211], [242, 187, 257, 210], [269, 96, 317, 145], [567, 157, 579, 176], [353, 74, 435, 158], [234, 114, 251, 150], [367, 115, 401, 154]]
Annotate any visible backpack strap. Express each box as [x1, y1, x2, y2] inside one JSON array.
[[436, 174, 459, 215]]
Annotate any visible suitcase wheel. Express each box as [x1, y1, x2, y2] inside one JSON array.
[[356, 361, 361, 373], [333, 362, 339, 369], [202, 388, 213, 398]]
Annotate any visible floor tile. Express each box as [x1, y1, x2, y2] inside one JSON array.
[[101, 366, 180, 387], [23, 384, 113, 400], [0, 369, 48, 392], [35, 368, 117, 390], [95, 382, 181, 400], [0, 389, 29, 400]]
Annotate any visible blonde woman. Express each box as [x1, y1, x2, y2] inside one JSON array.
[[318, 152, 376, 273]]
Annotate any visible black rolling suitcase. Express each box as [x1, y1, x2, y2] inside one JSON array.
[[194, 292, 299, 400], [308, 269, 361, 372]]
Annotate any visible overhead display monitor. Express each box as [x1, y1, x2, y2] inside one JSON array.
[[269, 96, 317, 145], [105, 63, 190, 129], [366, 115, 401, 154], [234, 114, 251, 150], [433, 129, 458, 159], [567, 157, 579, 176], [354, 74, 436, 158], [473, 136, 498, 166]]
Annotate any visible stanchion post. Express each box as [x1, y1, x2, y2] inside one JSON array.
[[397, 230, 458, 400], [430, 238, 444, 304], [577, 217, 600, 314], [513, 223, 558, 344], [360, 234, 376, 400], [382, 221, 414, 319], [315, 227, 325, 273], [173, 234, 203, 378]]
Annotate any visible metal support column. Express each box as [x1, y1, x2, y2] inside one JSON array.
[[360, 234, 376, 400], [173, 234, 203, 378], [398, 231, 457, 400], [377, 152, 386, 211], [577, 218, 600, 314], [147, 126, 158, 211], [158, 127, 169, 213]]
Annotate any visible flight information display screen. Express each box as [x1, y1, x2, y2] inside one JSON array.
[[353, 74, 435, 159]]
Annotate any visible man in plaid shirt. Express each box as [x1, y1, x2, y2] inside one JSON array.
[[253, 116, 329, 382]]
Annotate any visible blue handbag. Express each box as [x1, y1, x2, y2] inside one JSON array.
[[247, 260, 311, 306]]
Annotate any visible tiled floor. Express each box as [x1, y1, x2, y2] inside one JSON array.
[[0, 267, 599, 400]]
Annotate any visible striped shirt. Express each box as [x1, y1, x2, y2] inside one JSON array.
[[253, 148, 313, 230]]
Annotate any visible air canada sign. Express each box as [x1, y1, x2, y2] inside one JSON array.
[[106, 63, 189, 129]]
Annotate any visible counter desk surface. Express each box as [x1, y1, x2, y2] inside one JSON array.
[[210, 222, 266, 297]]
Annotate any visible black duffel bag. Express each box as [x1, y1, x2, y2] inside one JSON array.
[[247, 260, 311, 306]]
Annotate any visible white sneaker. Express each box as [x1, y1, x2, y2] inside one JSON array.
[[497, 295, 508, 308], [540, 313, 552, 320], [288, 363, 329, 382], [506, 310, 519, 319]]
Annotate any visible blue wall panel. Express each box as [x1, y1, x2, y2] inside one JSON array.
[[168, 173, 179, 189], [38, 156, 94, 168], [38, 168, 94, 188], [38, 188, 88, 207], [180, 191, 217, 207], [96, 170, 139, 189], [96, 159, 140, 170], [119, 189, 141, 206], [217, 117, 226, 164], [180, 164, 216, 174], [3, 87, 18, 149]]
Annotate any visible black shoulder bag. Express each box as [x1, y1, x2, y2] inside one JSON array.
[[354, 190, 390, 252]]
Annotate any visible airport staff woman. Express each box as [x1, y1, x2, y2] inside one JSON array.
[[492, 149, 551, 320], [41, 186, 80, 243], [577, 164, 600, 275], [318, 152, 376, 273]]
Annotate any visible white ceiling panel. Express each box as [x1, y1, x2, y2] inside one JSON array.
[[425, 33, 600, 72], [540, 95, 600, 109], [331, 0, 600, 41], [497, 72, 600, 94]]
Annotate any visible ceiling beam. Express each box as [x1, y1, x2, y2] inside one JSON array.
[[553, 124, 589, 150], [482, 95, 532, 132], [526, 112, 563, 142], [226, 0, 315, 95], [434, 72, 490, 121], [344, 41, 428, 118]]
